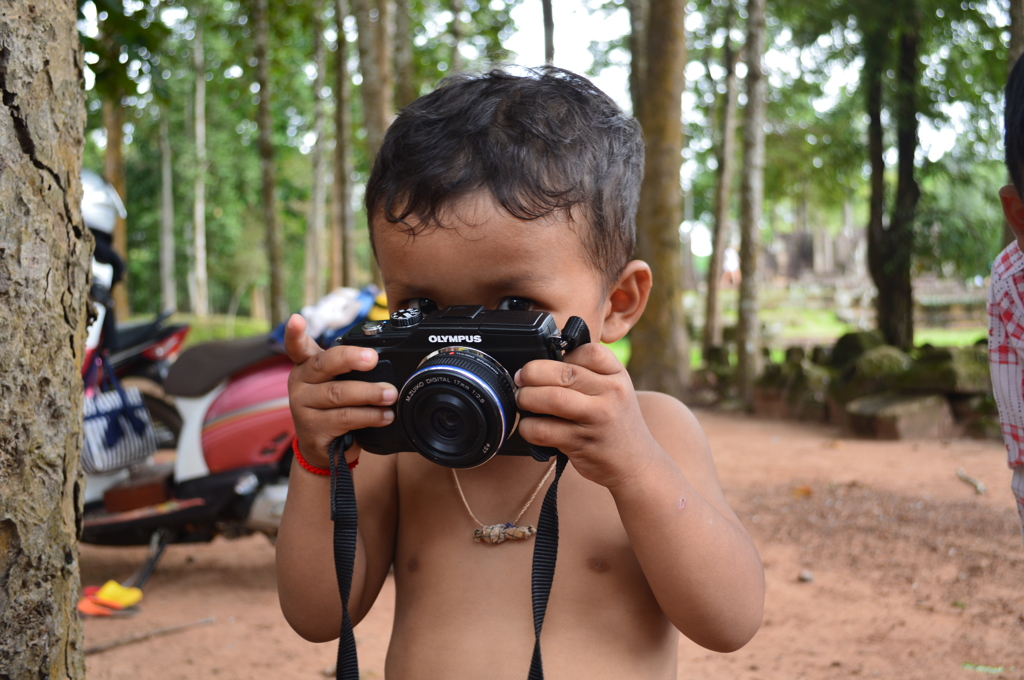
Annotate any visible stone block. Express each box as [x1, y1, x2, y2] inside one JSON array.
[[845, 392, 954, 440], [831, 330, 886, 369], [898, 345, 991, 395], [828, 345, 912, 411]]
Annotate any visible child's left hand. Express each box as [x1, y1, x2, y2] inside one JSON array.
[[514, 343, 660, 489]]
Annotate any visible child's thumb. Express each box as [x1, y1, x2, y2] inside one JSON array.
[[283, 314, 320, 365]]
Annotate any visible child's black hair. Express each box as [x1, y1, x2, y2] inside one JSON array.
[[365, 66, 645, 281], [1007, 56, 1024, 195]]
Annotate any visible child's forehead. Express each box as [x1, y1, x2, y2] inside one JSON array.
[[372, 191, 592, 253]]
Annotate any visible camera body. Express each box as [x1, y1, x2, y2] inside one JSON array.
[[335, 305, 588, 468]]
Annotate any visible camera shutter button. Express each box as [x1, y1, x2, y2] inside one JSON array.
[[391, 308, 423, 327]]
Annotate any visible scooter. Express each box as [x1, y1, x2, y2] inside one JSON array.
[[79, 286, 385, 583]]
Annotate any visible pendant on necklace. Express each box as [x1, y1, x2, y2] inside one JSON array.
[[474, 523, 537, 544]]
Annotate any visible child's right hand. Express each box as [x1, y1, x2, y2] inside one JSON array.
[[284, 314, 397, 468]]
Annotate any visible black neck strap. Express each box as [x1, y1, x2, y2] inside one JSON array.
[[328, 437, 565, 680]]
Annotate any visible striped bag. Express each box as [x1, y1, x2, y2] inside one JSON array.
[[82, 355, 157, 475]]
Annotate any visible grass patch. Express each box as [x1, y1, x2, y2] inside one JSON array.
[[129, 313, 273, 348], [915, 327, 986, 347]]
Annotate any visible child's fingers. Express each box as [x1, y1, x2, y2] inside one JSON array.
[[516, 413, 581, 451], [562, 343, 625, 375], [516, 384, 594, 423], [297, 380, 397, 410], [292, 343, 380, 385], [515, 357, 612, 397], [303, 405, 395, 438], [283, 314, 321, 365]]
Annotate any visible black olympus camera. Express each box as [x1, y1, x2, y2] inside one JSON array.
[[335, 305, 589, 468]]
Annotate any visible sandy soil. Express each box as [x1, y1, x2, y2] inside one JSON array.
[[81, 409, 1024, 679]]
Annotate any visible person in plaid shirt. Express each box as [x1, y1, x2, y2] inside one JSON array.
[[989, 56, 1024, 545]]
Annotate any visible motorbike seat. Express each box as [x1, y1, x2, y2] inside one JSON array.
[[164, 335, 281, 397], [114, 311, 172, 350]]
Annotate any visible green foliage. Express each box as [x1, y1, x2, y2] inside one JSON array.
[[84, 0, 518, 318], [915, 158, 1005, 279]]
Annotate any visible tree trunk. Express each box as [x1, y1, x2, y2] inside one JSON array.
[[735, 0, 767, 407], [306, 1, 329, 306], [449, 0, 465, 73], [1005, 0, 1024, 247], [864, 22, 887, 322], [102, 97, 130, 319], [333, 0, 357, 289], [254, 0, 288, 324], [0, 2, 88, 675], [627, 0, 649, 122], [878, 11, 920, 350], [625, 0, 689, 398], [542, 0, 554, 64], [192, 15, 209, 317], [351, 0, 392, 287], [351, 0, 393, 162], [394, 0, 416, 106], [702, 5, 739, 358], [159, 113, 177, 312]]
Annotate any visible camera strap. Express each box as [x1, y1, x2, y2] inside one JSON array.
[[328, 433, 359, 680], [328, 436, 568, 680]]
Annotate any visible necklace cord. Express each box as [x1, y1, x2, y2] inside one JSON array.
[[452, 459, 558, 528]]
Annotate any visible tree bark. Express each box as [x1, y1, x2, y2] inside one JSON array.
[[627, 0, 649, 122], [306, 0, 329, 306], [351, 0, 392, 287], [191, 15, 209, 317], [254, 0, 288, 324], [0, 2, 89, 675], [878, 11, 920, 350], [351, 0, 394, 162], [542, 0, 554, 65], [702, 4, 739, 358], [449, 0, 464, 73], [159, 113, 177, 312], [735, 0, 767, 407], [394, 0, 416, 106], [626, 0, 689, 398], [864, 22, 887, 322], [333, 0, 357, 289]]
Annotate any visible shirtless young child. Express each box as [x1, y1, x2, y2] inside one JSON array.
[[277, 67, 765, 679]]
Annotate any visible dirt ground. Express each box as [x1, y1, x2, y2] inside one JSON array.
[[81, 409, 1024, 679]]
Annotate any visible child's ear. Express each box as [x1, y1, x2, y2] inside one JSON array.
[[1000, 185, 1024, 238], [600, 260, 652, 344]]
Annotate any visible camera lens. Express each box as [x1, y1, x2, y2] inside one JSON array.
[[431, 407, 464, 439], [397, 347, 517, 468]]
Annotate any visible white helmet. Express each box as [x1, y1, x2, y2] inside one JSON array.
[[81, 168, 126, 235]]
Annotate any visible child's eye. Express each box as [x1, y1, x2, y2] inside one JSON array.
[[405, 298, 439, 314], [496, 297, 536, 312]]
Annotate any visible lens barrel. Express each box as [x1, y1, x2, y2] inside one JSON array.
[[397, 347, 517, 468]]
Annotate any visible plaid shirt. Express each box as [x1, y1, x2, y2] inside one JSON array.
[[987, 240, 1024, 544]]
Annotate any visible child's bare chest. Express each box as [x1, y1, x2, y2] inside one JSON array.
[[383, 453, 675, 677]]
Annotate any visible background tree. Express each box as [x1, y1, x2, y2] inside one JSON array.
[[305, 0, 329, 305], [333, 0, 357, 289], [253, 0, 287, 323], [735, 0, 767, 405], [0, 1, 89, 675], [626, 0, 690, 397], [191, 7, 210, 317], [701, 0, 740, 358], [352, 0, 392, 286]]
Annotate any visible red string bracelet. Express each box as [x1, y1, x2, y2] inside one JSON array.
[[292, 438, 358, 475]]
